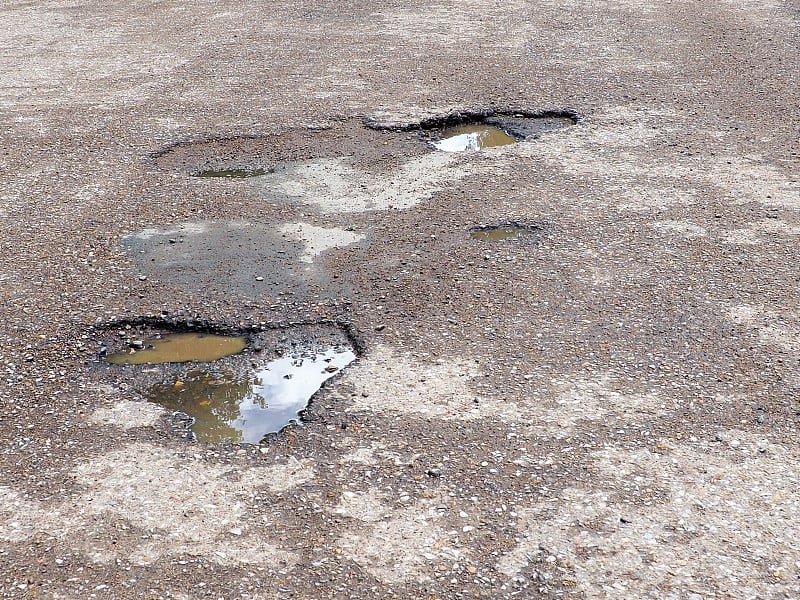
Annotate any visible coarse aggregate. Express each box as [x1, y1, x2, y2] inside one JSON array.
[[1, 0, 800, 598]]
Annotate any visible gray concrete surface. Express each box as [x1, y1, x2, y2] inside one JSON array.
[[1, 0, 800, 598]]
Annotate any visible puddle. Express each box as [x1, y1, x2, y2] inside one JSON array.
[[470, 224, 541, 241], [191, 168, 268, 178], [432, 125, 517, 152], [147, 346, 356, 443], [105, 333, 247, 365], [405, 110, 577, 152]]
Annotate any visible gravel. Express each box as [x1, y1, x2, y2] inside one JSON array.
[[1, 0, 800, 598]]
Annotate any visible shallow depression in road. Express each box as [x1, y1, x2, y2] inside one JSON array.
[[148, 345, 356, 443], [105, 333, 247, 364]]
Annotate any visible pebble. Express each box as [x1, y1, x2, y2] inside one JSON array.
[[255, 276, 264, 281], [138, 274, 147, 281]]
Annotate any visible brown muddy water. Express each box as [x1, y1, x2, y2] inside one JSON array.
[[470, 224, 541, 241], [148, 346, 356, 443], [105, 333, 247, 364]]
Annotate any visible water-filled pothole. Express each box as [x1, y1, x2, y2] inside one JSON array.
[[470, 223, 542, 241], [192, 168, 269, 178], [433, 125, 517, 152], [100, 321, 359, 443], [105, 333, 247, 365], [148, 345, 356, 443], [365, 108, 578, 152]]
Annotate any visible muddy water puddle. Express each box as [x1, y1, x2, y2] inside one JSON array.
[[433, 125, 517, 152], [470, 224, 541, 241], [149, 346, 356, 443], [101, 323, 357, 443], [105, 333, 247, 365], [426, 112, 577, 152]]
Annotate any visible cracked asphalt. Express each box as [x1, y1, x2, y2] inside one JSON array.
[[2, 1, 800, 598]]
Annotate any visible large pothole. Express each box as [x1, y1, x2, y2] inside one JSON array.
[[99, 320, 358, 444], [151, 120, 431, 177]]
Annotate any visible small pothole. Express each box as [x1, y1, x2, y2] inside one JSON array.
[[99, 321, 358, 443], [470, 223, 542, 241]]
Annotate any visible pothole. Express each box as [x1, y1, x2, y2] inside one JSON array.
[[149, 345, 356, 443], [366, 108, 578, 152], [470, 223, 543, 241], [99, 321, 359, 443], [151, 122, 430, 178]]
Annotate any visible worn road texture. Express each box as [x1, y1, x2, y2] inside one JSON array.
[[2, 0, 800, 598]]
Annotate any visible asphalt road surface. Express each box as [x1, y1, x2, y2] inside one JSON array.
[[1, 1, 799, 598]]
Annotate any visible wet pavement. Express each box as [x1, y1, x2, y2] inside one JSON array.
[[1, 1, 800, 598]]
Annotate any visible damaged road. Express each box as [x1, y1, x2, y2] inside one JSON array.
[[1, 0, 800, 598]]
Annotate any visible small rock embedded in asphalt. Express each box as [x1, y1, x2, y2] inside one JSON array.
[[255, 276, 264, 281], [138, 274, 147, 281], [375, 324, 386, 331]]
